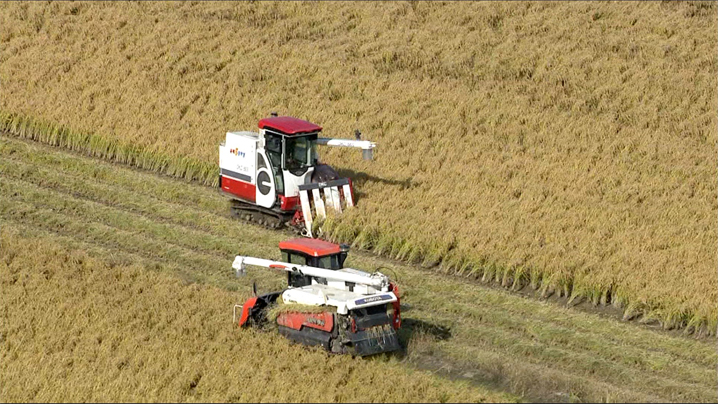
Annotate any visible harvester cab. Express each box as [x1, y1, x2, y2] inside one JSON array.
[[232, 238, 402, 356], [218, 115, 376, 237], [278, 238, 350, 287]]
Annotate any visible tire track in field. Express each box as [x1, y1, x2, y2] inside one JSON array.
[[0, 205, 279, 294], [0, 195, 229, 276], [0, 135, 229, 216], [419, 285, 716, 374], [2, 220, 199, 283], [0, 174, 246, 260], [0, 219, 279, 297], [0, 151, 286, 291], [0, 138, 291, 259], [0, 191, 269, 295], [1, 146, 247, 237]]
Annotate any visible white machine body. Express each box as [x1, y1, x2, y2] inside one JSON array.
[[232, 255, 396, 314]]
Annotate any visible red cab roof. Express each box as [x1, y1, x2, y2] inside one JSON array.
[[279, 238, 341, 257], [258, 116, 322, 135]]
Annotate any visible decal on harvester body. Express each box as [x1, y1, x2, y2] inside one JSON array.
[[355, 294, 393, 306], [277, 312, 334, 333], [219, 131, 258, 204]]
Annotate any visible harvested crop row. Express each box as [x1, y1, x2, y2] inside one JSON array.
[[1, 1, 715, 333]]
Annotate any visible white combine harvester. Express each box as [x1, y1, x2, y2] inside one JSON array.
[[232, 238, 402, 356], [219, 114, 376, 237]]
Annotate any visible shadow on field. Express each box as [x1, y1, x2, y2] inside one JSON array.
[[336, 168, 418, 202], [397, 317, 452, 350]]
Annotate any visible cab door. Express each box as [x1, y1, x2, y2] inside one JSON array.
[[255, 150, 277, 208]]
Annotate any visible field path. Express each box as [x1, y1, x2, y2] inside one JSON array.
[[1, 135, 715, 403]]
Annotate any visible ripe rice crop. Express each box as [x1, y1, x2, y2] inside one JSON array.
[[1, 1, 715, 333]]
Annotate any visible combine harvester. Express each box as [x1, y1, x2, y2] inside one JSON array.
[[219, 114, 376, 237], [232, 238, 402, 356]]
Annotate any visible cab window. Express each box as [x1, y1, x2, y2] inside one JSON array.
[[284, 135, 318, 171], [281, 252, 308, 266], [290, 253, 307, 266], [283, 251, 312, 288], [317, 254, 340, 270], [265, 134, 282, 167]]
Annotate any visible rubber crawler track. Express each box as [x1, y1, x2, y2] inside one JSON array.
[[228, 197, 303, 234]]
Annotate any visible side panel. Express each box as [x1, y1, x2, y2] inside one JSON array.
[[278, 195, 300, 211], [276, 311, 334, 333], [219, 132, 258, 202], [389, 282, 401, 329], [219, 132, 257, 184], [238, 297, 259, 327], [221, 175, 256, 203], [282, 167, 314, 198]]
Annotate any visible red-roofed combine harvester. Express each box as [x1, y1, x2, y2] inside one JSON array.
[[232, 238, 402, 356], [219, 115, 376, 237]]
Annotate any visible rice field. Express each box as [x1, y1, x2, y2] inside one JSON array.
[[1, 135, 716, 403], [0, 1, 715, 334]]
